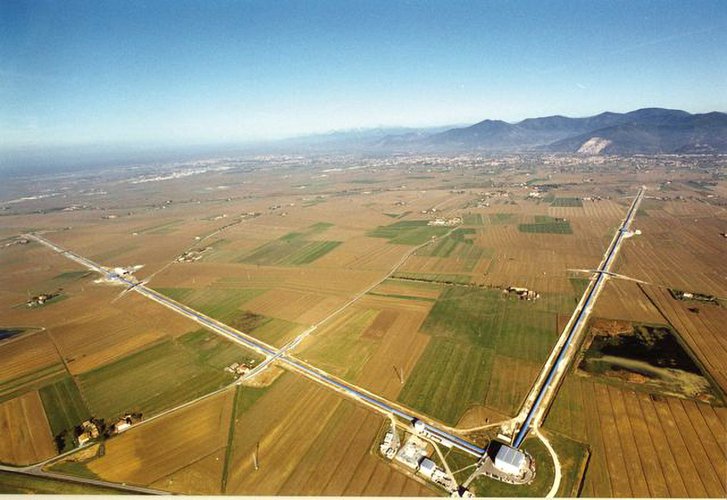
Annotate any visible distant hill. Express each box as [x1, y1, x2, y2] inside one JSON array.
[[544, 111, 727, 154], [380, 108, 727, 154]]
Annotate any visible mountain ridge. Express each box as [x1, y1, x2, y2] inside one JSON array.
[[380, 108, 727, 154]]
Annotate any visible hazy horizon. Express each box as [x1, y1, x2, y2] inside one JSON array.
[[2, 0, 726, 152]]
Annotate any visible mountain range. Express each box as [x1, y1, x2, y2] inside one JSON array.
[[375, 108, 727, 154]]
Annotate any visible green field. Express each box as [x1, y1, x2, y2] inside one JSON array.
[[368, 220, 450, 245], [0, 471, 129, 495], [302, 309, 379, 378], [398, 338, 494, 424], [551, 197, 583, 207], [39, 377, 90, 452], [154, 285, 302, 345], [178, 329, 262, 369], [569, 277, 591, 297], [48, 460, 100, 480], [52, 270, 93, 282], [518, 215, 573, 234], [154, 286, 265, 322], [489, 213, 515, 224], [414, 228, 491, 272], [239, 223, 341, 265], [244, 317, 303, 346], [397, 287, 571, 422], [78, 336, 250, 421], [549, 431, 591, 497]]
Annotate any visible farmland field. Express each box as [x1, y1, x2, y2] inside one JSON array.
[[77, 336, 245, 421], [0, 391, 56, 465], [546, 376, 727, 497], [238, 223, 342, 266], [397, 286, 572, 423], [39, 377, 90, 452], [0, 333, 65, 403], [368, 220, 451, 245], [224, 373, 435, 496], [551, 197, 583, 207], [1, 151, 725, 497], [0, 471, 130, 494], [518, 216, 573, 234], [77, 390, 235, 490], [398, 338, 493, 424]]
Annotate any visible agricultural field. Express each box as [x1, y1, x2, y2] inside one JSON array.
[[224, 373, 435, 496], [398, 228, 493, 277], [0, 153, 725, 496], [550, 197, 583, 207], [0, 391, 56, 465], [238, 223, 342, 266], [397, 286, 574, 424], [59, 389, 236, 492], [77, 334, 255, 421], [0, 471, 131, 495], [39, 377, 90, 453], [545, 377, 726, 497], [368, 220, 451, 245], [0, 333, 65, 404], [518, 215, 573, 234]]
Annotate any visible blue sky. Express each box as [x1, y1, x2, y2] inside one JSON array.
[[1, 0, 726, 149]]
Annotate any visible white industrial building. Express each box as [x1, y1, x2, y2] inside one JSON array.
[[418, 458, 437, 479], [493, 444, 526, 476]]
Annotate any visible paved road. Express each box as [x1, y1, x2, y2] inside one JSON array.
[[0, 465, 166, 495], [511, 187, 645, 448], [25, 233, 486, 458]]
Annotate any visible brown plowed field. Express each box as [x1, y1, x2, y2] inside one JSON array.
[[84, 389, 234, 487], [149, 449, 226, 495], [225, 373, 434, 496], [0, 391, 56, 465], [0, 333, 63, 399], [48, 292, 196, 375], [639, 284, 727, 394], [546, 377, 726, 497]]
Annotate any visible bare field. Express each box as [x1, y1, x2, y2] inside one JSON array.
[[0, 333, 64, 400], [48, 291, 197, 375], [77, 389, 234, 488], [546, 377, 726, 498], [225, 373, 434, 496], [616, 204, 726, 296], [0, 391, 56, 465], [149, 449, 226, 495], [640, 285, 727, 394]]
